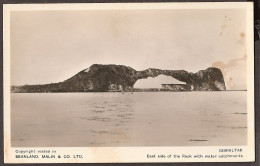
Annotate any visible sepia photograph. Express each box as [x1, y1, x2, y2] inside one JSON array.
[[3, 2, 254, 163]]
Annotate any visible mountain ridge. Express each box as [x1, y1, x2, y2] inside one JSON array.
[[11, 64, 226, 92]]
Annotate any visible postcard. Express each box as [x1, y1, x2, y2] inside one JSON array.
[[3, 2, 254, 163]]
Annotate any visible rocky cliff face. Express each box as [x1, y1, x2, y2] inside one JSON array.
[[11, 64, 226, 92]]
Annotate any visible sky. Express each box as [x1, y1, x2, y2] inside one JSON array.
[[10, 9, 247, 90]]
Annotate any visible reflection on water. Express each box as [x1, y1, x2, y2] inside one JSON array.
[[11, 92, 247, 147]]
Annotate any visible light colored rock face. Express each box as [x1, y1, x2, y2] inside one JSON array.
[[214, 81, 226, 91], [84, 68, 90, 72]]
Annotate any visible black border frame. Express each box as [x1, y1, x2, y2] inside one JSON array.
[[1, 0, 259, 165]]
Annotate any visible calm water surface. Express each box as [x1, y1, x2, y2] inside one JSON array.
[[11, 92, 247, 147]]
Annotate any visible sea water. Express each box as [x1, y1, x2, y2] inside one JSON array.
[[11, 91, 247, 147]]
